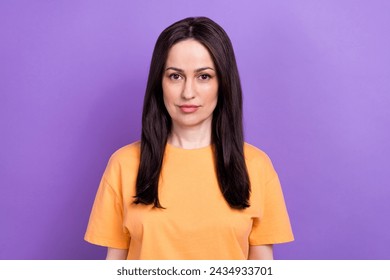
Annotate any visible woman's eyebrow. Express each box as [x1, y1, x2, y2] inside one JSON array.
[[165, 66, 215, 72], [194, 67, 215, 73], [165, 67, 184, 72]]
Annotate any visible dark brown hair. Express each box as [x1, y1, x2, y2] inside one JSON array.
[[134, 16, 250, 209]]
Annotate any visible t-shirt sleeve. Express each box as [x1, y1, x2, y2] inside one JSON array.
[[249, 161, 294, 245], [84, 174, 130, 250]]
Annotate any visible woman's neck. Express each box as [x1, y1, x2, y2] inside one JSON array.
[[168, 123, 212, 149]]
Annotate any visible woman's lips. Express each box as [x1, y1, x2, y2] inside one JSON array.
[[178, 105, 200, 113]]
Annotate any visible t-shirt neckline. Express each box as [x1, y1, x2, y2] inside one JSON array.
[[166, 142, 213, 152]]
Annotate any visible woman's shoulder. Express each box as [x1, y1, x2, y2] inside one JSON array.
[[111, 141, 140, 157], [243, 142, 278, 176], [243, 142, 272, 163], [107, 141, 141, 168], [100, 141, 141, 194]]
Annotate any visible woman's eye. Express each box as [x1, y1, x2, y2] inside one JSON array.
[[169, 73, 182, 80], [199, 74, 211, 80]]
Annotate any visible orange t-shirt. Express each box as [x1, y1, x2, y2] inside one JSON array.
[[84, 141, 294, 259]]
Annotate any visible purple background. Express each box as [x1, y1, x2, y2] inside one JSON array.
[[1, 1, 389, 260]]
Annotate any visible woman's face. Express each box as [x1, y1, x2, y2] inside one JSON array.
[[162, 39, 218, 131]]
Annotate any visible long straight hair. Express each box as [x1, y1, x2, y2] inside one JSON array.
[[134, 17, 250, 209]]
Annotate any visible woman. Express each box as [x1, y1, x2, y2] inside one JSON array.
[[85, 16, 294, 260]]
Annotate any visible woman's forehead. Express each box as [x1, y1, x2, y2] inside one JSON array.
[[165, 39, 215, 70]]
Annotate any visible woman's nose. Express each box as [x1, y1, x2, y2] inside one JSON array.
[[181, 79, 195, 100]]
